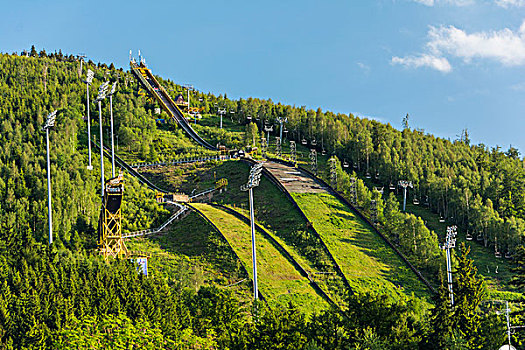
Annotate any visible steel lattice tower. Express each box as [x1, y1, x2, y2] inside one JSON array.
[[98, 173, 129, 259], [309, 149, 317, 175]]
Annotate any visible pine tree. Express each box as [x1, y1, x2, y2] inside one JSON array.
[[453, 243, 485, 349], [421, 271, 454, 349]]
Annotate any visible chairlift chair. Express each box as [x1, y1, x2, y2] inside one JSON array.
[[365, 172, 371, 179], [375, 171, 379, 180], [413, 197, 420, 205], [439, 216, 445, 223], [353, 163, 358, 169], [476, 233, 483, 242], [301, 138, 307, 145], [504, 251, 512, 259], [343, 160, 349, 168], [466, 232, 473, 241], [389, 183, 395, 190], [321, 149, 326, 155], [311, 139, 317, 146], [495, 250, 502, 259]]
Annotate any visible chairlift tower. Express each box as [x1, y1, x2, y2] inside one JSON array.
[[240, 162, 264, 300], [42, 110, 57, 245], [85, 69, 95, 170], [264, 124, 273, 146], [398, 180, 413, 212], [309, 149, 317, 176], [329, 157, 337, 188], [290, 141, 297, 164], [276, 116, 287, 143], [370, 200, 378, 224], [349, 177, 357, 205], [218, 108, 226, 129], [441, 225, 457, 306], [261, 136, 267, 157]]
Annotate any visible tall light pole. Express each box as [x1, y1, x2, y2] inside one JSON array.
[[108, 82, 117, 178], [241, 162, 264, 300], [398, 180, 413, 211], [85, 69, 94, 170], [97, 81, 109, 197], [441, 225, 457, 306], [42, 110, 57, 245]]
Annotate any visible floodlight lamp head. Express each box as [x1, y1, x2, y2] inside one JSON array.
[[110, 81, 118, 96], [96, 81, 109, 101], [42, 110, 58, 130], [86, 69, 94, 84]]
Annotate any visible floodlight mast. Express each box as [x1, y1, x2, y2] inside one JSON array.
[[85, 69, 95, 170], [241, 162, 264, 300], [43, 110, 57, 245], [97, 82, 109, 197], [441, 225, 457, 306], [109, 82, 117, 177], [398, 180, 413, 211]]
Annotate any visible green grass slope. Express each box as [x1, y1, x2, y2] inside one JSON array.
[[191, 203, 330, 314], [292, 192, 430, 300]]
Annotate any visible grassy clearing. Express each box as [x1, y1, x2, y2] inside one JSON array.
[[125, 211, 250, 301], [292, 192, 430, 300], [212, 161, 350, 304], [192, 203, 330, 315]]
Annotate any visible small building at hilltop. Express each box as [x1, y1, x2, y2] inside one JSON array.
[[173, 94, 188, 106]]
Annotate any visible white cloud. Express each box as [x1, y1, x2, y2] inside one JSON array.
[[391, 54, 452, 72], [392, 21, 525, 72], [411, 0, 474, 6], [411, 0, 525, 7], [427, 22, 525, 65], [496, 0, 525, 7], [413, 0, 435, 5], [357, 62, 371, 73]]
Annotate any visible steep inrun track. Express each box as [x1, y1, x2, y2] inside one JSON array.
[[130, 60, 217, 151]]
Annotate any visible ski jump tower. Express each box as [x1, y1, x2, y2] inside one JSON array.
[[98, 174, 129, 259]]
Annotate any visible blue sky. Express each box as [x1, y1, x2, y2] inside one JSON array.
[[2, 0, 525, 153]]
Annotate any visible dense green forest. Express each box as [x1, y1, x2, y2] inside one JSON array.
[[0, 47, 524, 348]]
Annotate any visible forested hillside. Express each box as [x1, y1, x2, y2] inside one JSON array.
[[184, 93, 525, 260], [0, 48, 524, 349]]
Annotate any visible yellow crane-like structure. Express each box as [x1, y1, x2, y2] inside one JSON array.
[[98, 173, 129, 259]]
